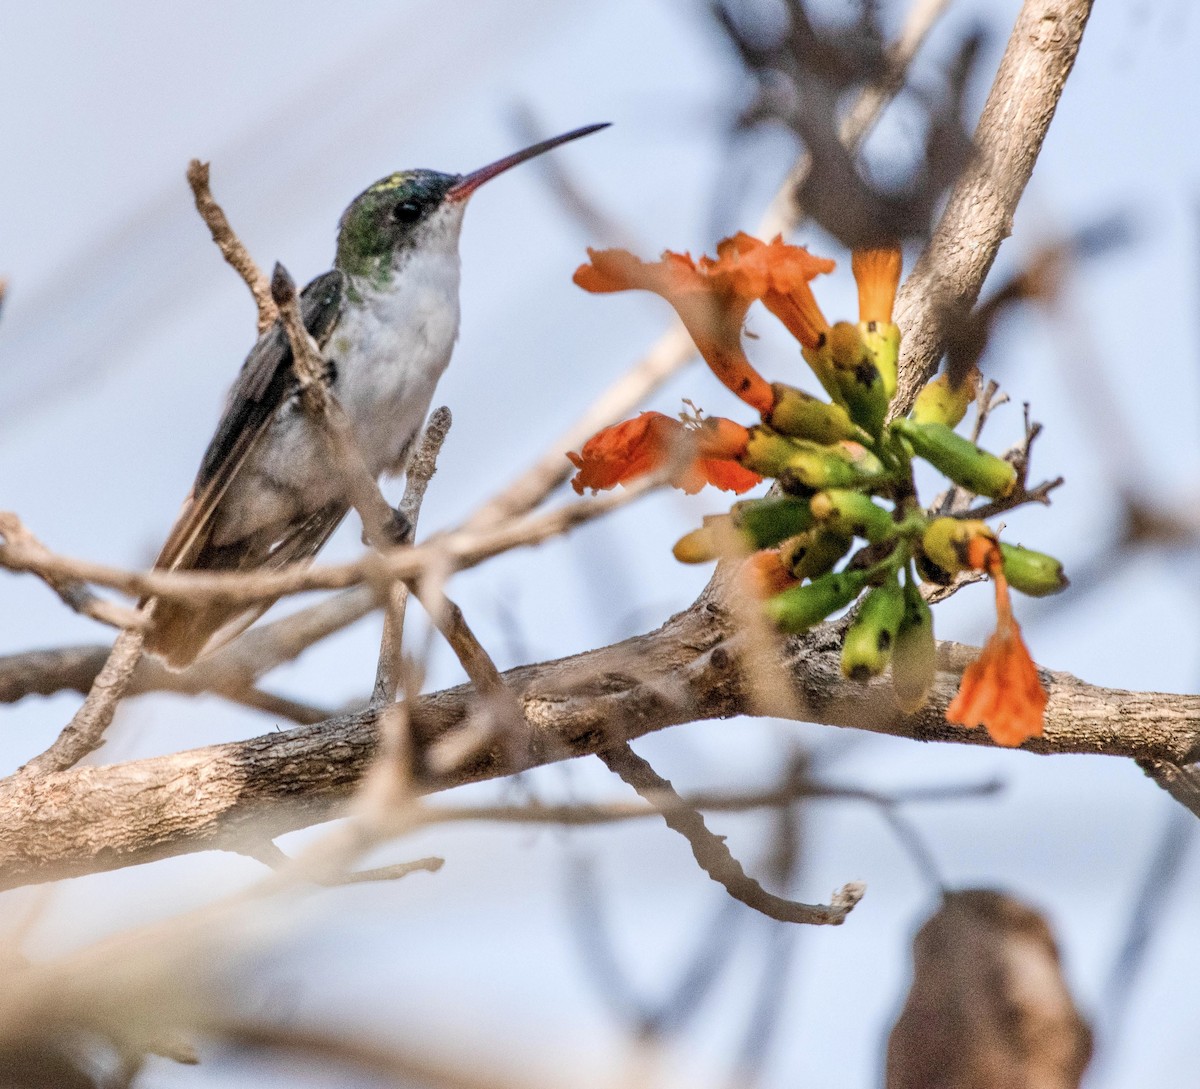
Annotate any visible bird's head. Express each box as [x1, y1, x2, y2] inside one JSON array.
[[335, 123, 609, 285]]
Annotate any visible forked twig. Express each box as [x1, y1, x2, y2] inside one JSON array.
[[597, 743, 864, 926]]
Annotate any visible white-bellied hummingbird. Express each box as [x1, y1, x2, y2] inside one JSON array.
[[146, 122, 608, 667]]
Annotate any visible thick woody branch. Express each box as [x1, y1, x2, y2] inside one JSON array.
[[0, 604, 1197, 891], [893, 0, 1094, 412]]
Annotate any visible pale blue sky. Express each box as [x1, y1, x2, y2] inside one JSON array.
[[1, 2, 1198, 1086]]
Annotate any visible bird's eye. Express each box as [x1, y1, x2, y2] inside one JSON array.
[[392, 200, 422, 223]]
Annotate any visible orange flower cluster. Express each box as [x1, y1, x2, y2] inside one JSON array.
[[568, 234, 834, 495], [946, 538, 1048, 747], [567, 412, 760, 496], [567, 230, 1052, 752]]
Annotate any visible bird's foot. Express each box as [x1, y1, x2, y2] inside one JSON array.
[[365, 507, 413, 548]]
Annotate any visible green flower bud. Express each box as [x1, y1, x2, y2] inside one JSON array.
[[766, 383, 869, 444], [765, 568, 871, 634], [841, 575, 906, 680], [778, 441, 889, 494], [730, 497, 814, 549], [779, 529, 853, 582], [999, 541, 1069, 597], [741, 426, 807, 478], [809, 489, 896, 544], [859, 320, 900, 399], [891, 579, 936, 712], [911, 371, 975, 429], [921, 517, 994, 575], [892, 418, 1016, 498], [801, 341, 844, 405], [828, 322, 889, 437]]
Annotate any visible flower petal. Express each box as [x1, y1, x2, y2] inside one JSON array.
[[575, 246, 775, 413], [567, 412, 680, 494], [945, 543, 1048, 747], [567, 412, 762, 496], [851, 247, 902, 324]]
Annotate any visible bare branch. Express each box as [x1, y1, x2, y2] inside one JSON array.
[[17, 627, 145, 778], [0, 601, 1193, 890], [374, 407, 453, 704], [0, 474, 659, 607], [893, 0, 1095, 413], [0, 513, 145, 631], [598, 743, 861, 925], [187, 159, 277, 333]]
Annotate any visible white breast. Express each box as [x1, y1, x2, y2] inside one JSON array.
[[213, 224, 465, 547], [328, 244, 462, 477]]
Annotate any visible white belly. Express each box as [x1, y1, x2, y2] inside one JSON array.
[[213, 250, 460, 546], [329, 256, 461, 477]]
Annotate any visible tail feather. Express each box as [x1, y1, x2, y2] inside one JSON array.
[[143, 501, 348, 670]]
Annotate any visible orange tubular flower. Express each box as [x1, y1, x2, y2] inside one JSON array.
[[714, 233, 835, 351], [851, 248, 902, 324], [946, 543, 1048, 747], [567, 412, 762, 496], [575, 249, 774, 413]]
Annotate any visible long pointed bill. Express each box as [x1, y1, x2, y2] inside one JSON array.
[[446, 122, 610, 202]]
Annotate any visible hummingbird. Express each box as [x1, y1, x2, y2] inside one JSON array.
[[145, 122, 608, 668]]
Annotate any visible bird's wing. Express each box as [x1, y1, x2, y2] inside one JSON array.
[[151, 269, 346, 575], [145, 270, 347, 667]]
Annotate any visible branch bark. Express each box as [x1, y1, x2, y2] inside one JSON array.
[[893, 0, 1094, 412], [1, 603, 1197, 891]]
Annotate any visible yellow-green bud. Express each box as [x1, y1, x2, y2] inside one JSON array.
[[859, 320, 901, 399], [999, 542, 1069, 597], [731, 497, 814, 549], [893, 418, 1017, 498], [911, 371, 975, 429], [801, 341, 844, 405], [741, 426, 808, 478], [765, 568, 872, 634], [921, 517, 994, 575], [779, 529, 853, 582], [810, 489, 896, 544], [828, 322, 889, 437], [766, 383, 869, 444], [672, 515, 742, 564], [891, 579, 936, 712], [777, 440, 889, 494], [841, 575, 906, 680]]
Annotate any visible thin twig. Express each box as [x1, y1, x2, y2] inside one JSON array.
[[0, 472, 660, 607], [187, 159, 277, 333], [373, 407, 453, 704], [18, 627, 145, 777], [0, 513, 146, 631], [597, 743, 864, 925]]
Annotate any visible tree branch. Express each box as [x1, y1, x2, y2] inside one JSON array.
[[187, 160, 277, 333], [893, 0, 1094, 412], [0, 602, 1196, 891]]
